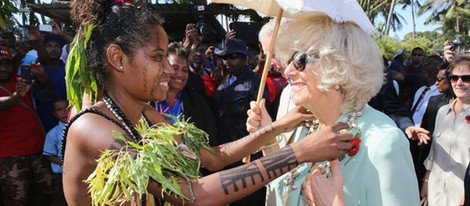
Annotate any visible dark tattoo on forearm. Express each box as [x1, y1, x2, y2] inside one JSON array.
[[220, 162, 263, 195], [223, 124, 275, 148], [261, 146, 298, 179], [219, 146, 298, 195]]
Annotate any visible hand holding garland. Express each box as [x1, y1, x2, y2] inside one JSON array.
[[147, 123, 353, 206]]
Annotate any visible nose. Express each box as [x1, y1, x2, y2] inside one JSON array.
[[270, 60, 276, 68], [283, 62, 298, 78], [174, 69, 185, 77], [163, 58, 175, 76]]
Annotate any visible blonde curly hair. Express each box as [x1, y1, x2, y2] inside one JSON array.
[[276, 13, 384, 112]]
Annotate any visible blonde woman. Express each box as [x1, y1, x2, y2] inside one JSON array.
[[248, 13, 420, 205]]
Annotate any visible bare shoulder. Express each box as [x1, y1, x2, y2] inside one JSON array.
[[63, 107, 125, 206], [68, 110, 123, 153]]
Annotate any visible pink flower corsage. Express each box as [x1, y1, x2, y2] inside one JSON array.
[[466, 115, 470, 124]]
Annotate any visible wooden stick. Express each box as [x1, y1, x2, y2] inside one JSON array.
[[242, 8, 284, 163]]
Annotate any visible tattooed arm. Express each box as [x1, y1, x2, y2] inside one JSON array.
[[148, 123, 353, 206], [199, 105, 314, 171]]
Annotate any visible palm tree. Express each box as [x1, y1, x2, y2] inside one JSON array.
[[400, 0, 424, 38], [418, 0, 468, 49], [358, 0, 408, 36]]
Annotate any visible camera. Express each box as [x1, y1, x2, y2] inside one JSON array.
[[450, 37, 462, 51], [20, 65, 33, 84], [193, 5, 217, 43], [195, 22, 215, 38]]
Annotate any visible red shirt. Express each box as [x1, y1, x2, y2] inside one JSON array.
[[201, 76, 220, 97], [0, 79, 45, 157]]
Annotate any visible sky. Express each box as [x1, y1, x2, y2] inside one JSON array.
[[390, 3, 441, 40]]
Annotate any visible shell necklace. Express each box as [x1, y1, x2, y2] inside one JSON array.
[[282, 109, 362, 205]]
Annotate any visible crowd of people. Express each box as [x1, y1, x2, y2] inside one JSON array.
[[0, 0, 469, 205]]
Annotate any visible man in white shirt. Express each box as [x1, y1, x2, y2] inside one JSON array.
[[410, 59, 442, 126]]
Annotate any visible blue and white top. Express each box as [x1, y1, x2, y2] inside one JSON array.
[[269, 105, 420, 205], [43, 121, 65, 173]]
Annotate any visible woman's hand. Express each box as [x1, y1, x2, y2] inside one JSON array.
[[405, 126, 430, 145], [246, 99, 272, 133], [293, 123, 353, 163], [303, 159, 345, 206]]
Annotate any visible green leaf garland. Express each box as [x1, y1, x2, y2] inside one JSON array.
[[85, 118, 214, 206]]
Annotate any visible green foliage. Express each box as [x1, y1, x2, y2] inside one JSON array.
[[0, 0, 19, 30], [86, 118, 213, 206], [65, 23, 98, 110], [375, 30, 445, 61], [0, 0, 19, 20]]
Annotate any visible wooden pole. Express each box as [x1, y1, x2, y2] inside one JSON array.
[[242, 8, 284, 163]]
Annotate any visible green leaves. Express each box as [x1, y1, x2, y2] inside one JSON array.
[[65, 23, 97, 111], [86, 118, 213, 205]]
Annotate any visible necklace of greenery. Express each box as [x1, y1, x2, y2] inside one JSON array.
[[86, 113, 214, 206]]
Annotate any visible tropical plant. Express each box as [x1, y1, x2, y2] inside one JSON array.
[[0, 0, 19, 31], [417, 0, 469, 49], [358, 0, 411, 36]]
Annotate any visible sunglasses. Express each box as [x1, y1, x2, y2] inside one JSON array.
[[222, 53, 243, 60], [449, 74, 470, 83], [289, 52, 318, 71], [436, 76, 446, 82]]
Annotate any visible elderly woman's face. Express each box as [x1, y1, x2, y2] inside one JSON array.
[[450, 63, 470, 101], [284, 53, 324, 109]]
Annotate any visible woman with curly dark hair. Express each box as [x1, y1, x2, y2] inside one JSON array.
[[61, 1, 355, 205]]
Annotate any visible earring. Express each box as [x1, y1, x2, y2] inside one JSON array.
[[335, 85, 340, 90], [119, 65, 124, 70]]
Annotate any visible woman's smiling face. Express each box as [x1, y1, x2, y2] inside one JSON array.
[[124, 25, 174, 102], [168, 54, 189, 93], [284, 53, 325, 109]]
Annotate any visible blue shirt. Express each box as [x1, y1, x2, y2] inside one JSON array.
[[157, 92, 183, 124], [270, 106, 420, 205], [44, 62, 67, 99], [43, 121, 65, 173]]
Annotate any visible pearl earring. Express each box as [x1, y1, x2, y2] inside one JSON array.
[[335, 85, 340, 90], [119, 65, 124, 70]]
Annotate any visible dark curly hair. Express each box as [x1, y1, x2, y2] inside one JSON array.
[[71, 0, 164, 86]]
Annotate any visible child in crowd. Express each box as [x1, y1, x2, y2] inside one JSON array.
[[43, 98, 69, 206]]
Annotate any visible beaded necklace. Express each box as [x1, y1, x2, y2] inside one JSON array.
[[103, 92, 150, 143]]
